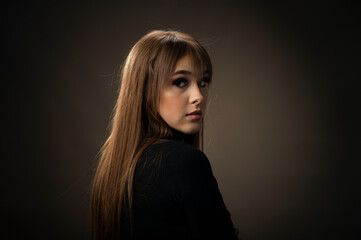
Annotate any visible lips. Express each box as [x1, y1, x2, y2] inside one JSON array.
[[187, 110, 202, 116], [186, 110, 202, 120]]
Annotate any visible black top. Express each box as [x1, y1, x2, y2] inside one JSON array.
[[121, 140, 239, 240]]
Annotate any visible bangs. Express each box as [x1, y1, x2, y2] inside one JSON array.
[[185, 45, 213, 80], [153, 34, 213, 87]]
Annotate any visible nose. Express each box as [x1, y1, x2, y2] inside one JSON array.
[[189, 84, 204, 105]]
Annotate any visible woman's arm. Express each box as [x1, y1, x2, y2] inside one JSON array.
[[165, 142, 240, 240]]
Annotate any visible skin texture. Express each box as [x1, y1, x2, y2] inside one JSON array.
[[159, 55, 210, 135]]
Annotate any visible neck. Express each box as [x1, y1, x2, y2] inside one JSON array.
[[169, 128, 196, 146]]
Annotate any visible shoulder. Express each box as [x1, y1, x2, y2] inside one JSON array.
[[143, 140, 214, 183], [146, 140, 209, 167], [140, 140, 212, 178], [148, 139, 198, 153]]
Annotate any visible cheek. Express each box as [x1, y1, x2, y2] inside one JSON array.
[[161, 92, 184, 110], [172, 96, 187, 111], [159, 92, 184, 122]]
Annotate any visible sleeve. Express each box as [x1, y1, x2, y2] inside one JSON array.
[[165, 145, 240, 240]]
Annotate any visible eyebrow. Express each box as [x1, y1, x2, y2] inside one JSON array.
[[172, 70, 209, 76], [172, 70, 192, 76]]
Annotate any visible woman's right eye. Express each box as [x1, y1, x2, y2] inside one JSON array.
[[172, 78, 187, 88]]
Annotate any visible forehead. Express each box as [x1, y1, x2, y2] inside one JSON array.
[[173, 55, 208, 76]]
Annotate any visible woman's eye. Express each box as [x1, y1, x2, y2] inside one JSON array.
[[198, 77, 210, 87], [173, 78, 187, 88]]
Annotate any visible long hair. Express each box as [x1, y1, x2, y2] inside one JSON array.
[[90, 30, 213, 239]]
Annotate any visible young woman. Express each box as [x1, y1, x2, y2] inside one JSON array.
[[91, 30, 239, 240]]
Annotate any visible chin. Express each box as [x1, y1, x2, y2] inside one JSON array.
[[170, 122, 202, 136], [180, 125, 201, 135]]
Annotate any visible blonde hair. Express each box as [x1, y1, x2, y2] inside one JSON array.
[[90, 30, 213, 239]]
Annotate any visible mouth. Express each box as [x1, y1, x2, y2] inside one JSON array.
[[186, 110, 202, 120]]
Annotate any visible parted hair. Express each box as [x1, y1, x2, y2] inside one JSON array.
[[90, 30, 213, 239]]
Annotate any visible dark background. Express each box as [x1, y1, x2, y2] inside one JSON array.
[[2, 1, 360, 239]]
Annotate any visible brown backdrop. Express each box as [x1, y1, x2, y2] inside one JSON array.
[[3, 1, 360, 239]]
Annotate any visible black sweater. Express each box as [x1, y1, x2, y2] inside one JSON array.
[[121, 140, 239, 240]]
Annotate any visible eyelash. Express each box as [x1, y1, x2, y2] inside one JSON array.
[[173, 78, 188, 88], [199, 78, 210, 87], [172, 77, 210, 88]]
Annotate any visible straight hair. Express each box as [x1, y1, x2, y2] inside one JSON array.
[[90, 30, 213, 240]]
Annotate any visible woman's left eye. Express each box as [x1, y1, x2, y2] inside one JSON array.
[[198, 78, 210, 87]]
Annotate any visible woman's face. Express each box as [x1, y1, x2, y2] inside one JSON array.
[[159, 55, 210, 135]]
